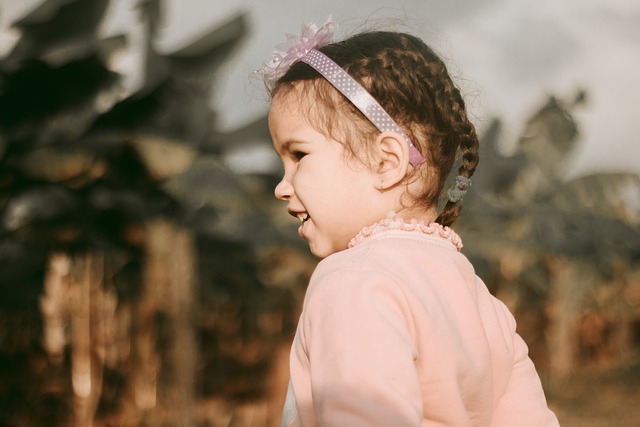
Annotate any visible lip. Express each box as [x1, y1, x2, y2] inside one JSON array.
[[287, 208, 309, 222], [287, 208, 310, 239]]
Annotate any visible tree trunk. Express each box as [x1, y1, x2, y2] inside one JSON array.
[[141, 219, 198, 427], [70, 253, 105, 427]]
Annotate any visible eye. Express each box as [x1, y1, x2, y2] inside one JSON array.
[[292, 151, 307, 160]]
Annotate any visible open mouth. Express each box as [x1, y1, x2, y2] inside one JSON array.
[[291, 212, 310, 239], [289, 209, 310, 224]]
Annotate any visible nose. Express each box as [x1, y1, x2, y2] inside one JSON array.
[[274, 176, 293, 200]]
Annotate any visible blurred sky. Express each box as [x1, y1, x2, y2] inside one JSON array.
[[1, 0, 639, 179]]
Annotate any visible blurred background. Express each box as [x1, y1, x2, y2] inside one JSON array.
[[0, 0, 638, 426]]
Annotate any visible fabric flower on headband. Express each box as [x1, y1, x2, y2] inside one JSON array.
[[260, 17, 336, 87]]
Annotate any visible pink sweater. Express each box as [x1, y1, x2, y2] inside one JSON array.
[[281, 220, 559, 426]]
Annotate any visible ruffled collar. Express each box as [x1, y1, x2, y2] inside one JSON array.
[[348, 217, 463, 252]]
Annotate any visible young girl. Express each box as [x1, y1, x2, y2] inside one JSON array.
[[260, 18, 560, 427]]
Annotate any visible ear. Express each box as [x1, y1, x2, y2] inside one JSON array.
[[374, 131, 410, 190]]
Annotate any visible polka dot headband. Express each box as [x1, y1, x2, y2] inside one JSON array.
[[260, 17, 426, 168]]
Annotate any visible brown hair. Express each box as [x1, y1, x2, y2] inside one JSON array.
[[270, 31, 479, 227]]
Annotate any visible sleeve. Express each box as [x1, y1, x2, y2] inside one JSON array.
[[302, 269, 423, 427], [491, 332, 561, 427]]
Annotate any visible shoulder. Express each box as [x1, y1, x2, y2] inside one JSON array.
[[316, 233, 463, 272], [306, 250, 410, 310], [299, 251, 422, 355], [303, 243, 418, 317], [310, 235, 475, 296], [302, 236, 512, 336], [307, 242, 409, 300], [302, 238, 466, 323]]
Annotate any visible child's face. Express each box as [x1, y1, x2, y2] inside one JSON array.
[[268, 89, 391, 258]]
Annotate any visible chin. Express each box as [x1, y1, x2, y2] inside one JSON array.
[[308, 242, 344, 260], [309, 247, 330, 260]]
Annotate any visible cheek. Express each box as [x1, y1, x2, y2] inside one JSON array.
[[289, 161, 313, 186]]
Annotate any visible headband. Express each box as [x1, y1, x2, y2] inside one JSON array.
[[260, 17, 426, 168]]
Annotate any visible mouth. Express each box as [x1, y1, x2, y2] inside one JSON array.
[[298, 213, 310, 224], [288, 209, 310, 223], [288, 210, 310, 238]]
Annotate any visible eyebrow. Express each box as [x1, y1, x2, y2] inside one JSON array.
[[278, 139, 307, 154]]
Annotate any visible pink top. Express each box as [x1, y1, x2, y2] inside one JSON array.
[[282, 219, 559, 426]]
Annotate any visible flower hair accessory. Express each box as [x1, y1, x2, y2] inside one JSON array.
[[447, 175, 472, 203], [260, 17, 336, 86]]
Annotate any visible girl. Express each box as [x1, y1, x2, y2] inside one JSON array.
[[260, 18, 560, 427]]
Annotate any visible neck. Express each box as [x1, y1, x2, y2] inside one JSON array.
[[390, 205, 438, 224]]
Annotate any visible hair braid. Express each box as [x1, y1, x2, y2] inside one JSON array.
[[433, 73, 480, 227], [365, 35, 480, 226]]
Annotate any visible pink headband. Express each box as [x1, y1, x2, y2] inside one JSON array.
[[260, 18, 426, 168]]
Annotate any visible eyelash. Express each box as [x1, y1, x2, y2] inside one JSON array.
[[292, 151, 306, 160]]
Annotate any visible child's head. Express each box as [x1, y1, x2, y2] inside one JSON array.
[[263, 19, 479, 257]]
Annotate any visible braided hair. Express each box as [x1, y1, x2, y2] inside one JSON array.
[[271, 31, 479, 227]]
